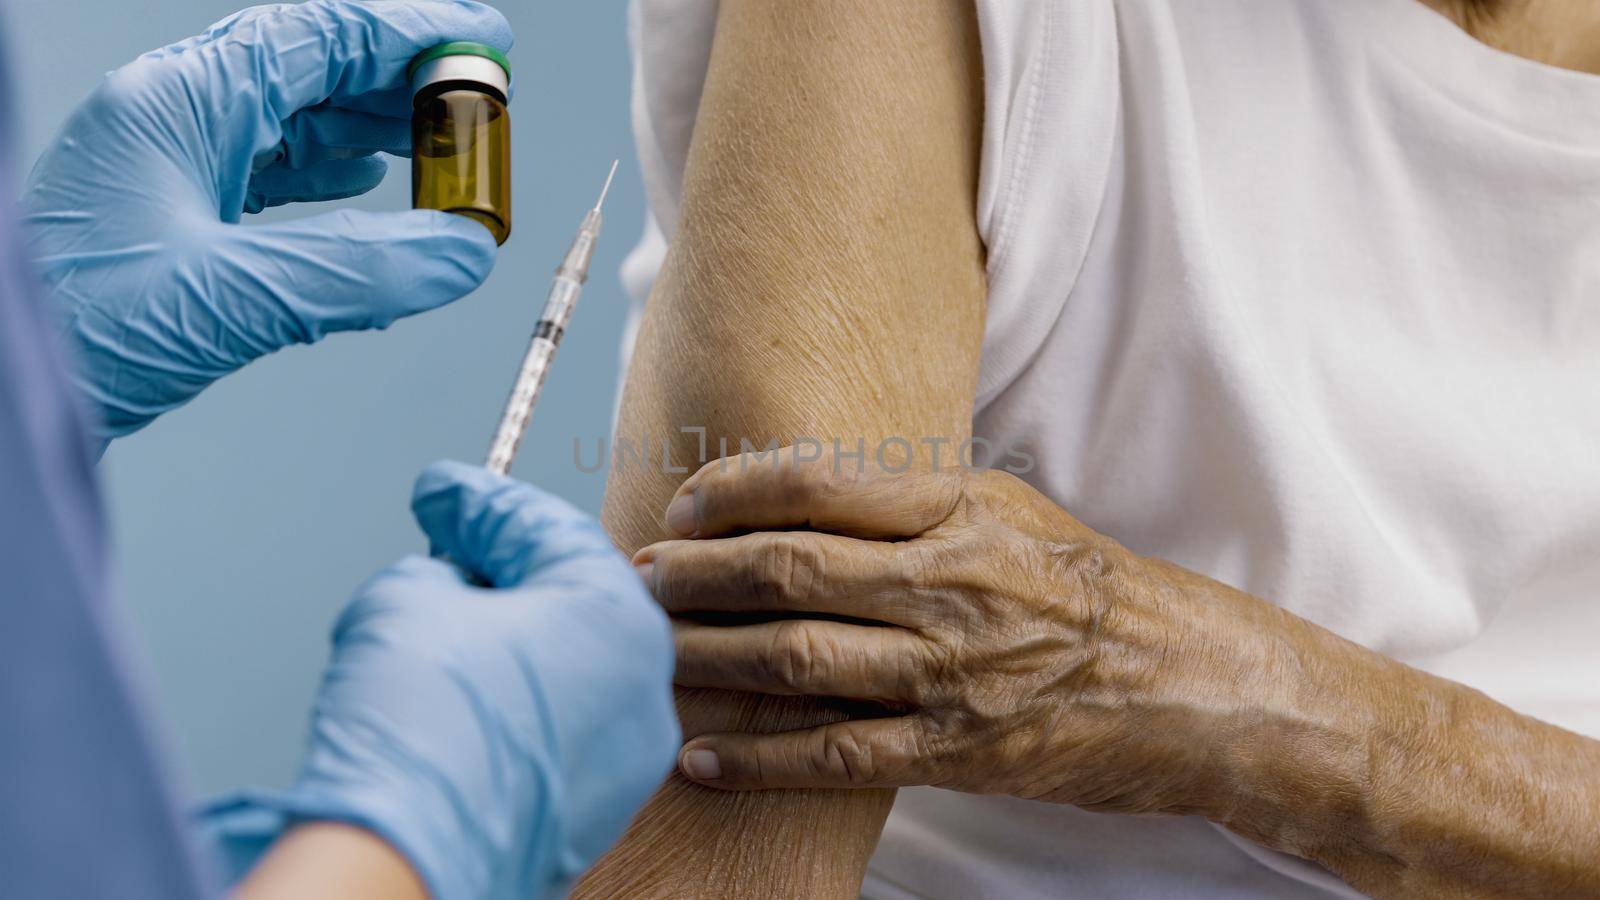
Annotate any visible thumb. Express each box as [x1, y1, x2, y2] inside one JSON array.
[[411, 460, 626, 589], [214, 209, 496, 350]]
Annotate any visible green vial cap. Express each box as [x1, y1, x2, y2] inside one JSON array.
[[407, 41, 512, 81]]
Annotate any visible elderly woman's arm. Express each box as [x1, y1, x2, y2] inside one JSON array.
[[640, 454, 1600, 899], [573, 1, 987, 896]]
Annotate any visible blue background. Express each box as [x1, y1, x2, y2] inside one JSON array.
[[5, 0, 642, 796]]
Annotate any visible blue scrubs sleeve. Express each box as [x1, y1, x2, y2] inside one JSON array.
[[0, 28, 213, 900]]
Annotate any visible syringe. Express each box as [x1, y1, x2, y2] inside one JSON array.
[[484, 160, 617, 475]]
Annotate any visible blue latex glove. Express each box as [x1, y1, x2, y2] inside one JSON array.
[[20, 1, 512, 448], [205, 461, 679, 898]]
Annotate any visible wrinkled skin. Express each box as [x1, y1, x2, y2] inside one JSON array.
[[634, 446, 1600, 898], [636, 446, 1281, 813]]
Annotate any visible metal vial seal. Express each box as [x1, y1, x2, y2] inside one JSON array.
[[409, 42, 512, 245]]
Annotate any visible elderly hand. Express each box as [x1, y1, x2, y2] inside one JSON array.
[[632, 446, 1600, 897], [634, 446, 1315, 815]]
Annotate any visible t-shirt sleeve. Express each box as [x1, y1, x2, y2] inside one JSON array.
[[627, 0, 718, 244], [971, 0, 1120, 406], [615, 0, 716, 393], [619, 0, 1122, 409]]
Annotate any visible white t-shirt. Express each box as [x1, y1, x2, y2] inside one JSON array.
[[621, 0, 1600, 896]]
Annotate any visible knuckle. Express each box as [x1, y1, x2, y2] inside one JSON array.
[[911, 640, 957, 701], [818, 724, 879, 785], [765, 620, 825, 692], [893, 542, 938, 592], [747, 536, 822, 609], [895, 648, 932, 705], [1047, 539, 1119, 626], [1055, 537, 1113, 579], [916, 711, 964, 773], [903, 719, 945, 777]]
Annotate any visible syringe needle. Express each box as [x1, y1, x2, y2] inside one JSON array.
[[481, 162, 617, 477], [595, 159, 619, 213]]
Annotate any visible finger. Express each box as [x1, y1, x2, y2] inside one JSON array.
[[172, 0, 510, 195], [678, 717, 935, 791], [136, 4, 278, 62], [411, 460, 627, 590], [209, 0, 511, 111], [665, 444, 963, 539], [637, 532, 927, 627], [245, 156, 389, 212], [213, 207, 495, 354], [332, 553, 470, 638], [672, 618, 931, 704], [273, 106, 413, 167], [149, 20, 431, 119], [321, 85, 415, 119]]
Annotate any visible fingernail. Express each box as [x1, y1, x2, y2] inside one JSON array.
[[633, 562, 654, 587], [681, 747, 721, 781], [664, 494, 696, 536]]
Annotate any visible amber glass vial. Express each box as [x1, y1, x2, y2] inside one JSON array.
[[409, 42, 512, 244]]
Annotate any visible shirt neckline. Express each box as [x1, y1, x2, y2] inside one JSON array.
[[1357, 0, 1600, 146]]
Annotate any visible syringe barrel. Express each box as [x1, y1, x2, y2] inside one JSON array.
[[483, 273, 584, 475]]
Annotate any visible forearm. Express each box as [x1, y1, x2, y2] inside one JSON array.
[[575, 689, 894, 897], [575, 0, 985, 893], [578, 204, 970, 896], [1203, 584, 1600, 897], [585, 423, 915, 897], [235, 823, 426, 900]]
